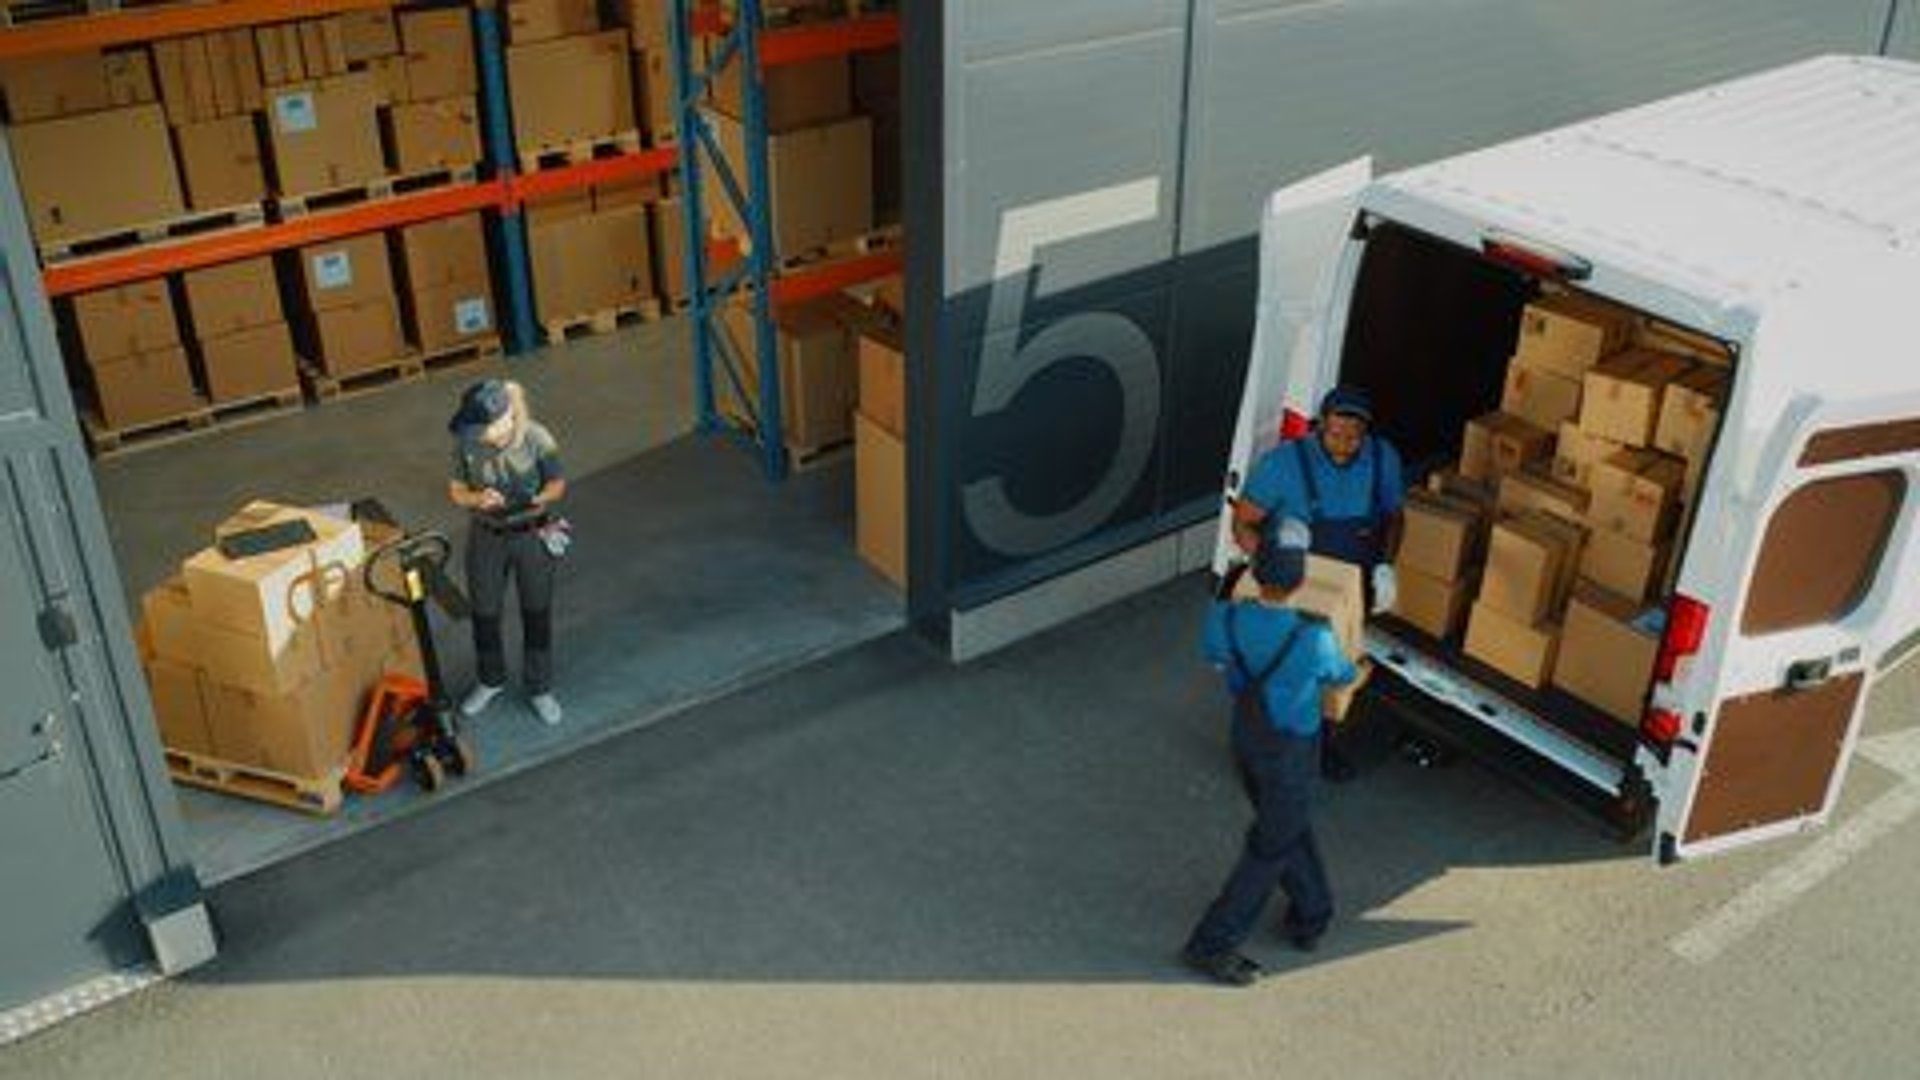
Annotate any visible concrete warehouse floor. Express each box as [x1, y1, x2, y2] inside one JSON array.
[[90, 319, 903, 883], [3, 579, 1916, 1078]]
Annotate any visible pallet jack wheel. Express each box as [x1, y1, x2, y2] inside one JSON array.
[[413, 749, 446, 793], [445, 735, 477, 778]]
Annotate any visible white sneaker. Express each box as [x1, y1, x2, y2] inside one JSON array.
[[461, 683, 504, 717], [530, 693, 563, 726]]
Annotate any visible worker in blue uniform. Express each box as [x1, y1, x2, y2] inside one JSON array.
[[1230, 385, 1405, 780], [1183, 520, 1362, 988]]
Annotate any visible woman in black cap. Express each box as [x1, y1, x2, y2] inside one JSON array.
[[448, 378, 567, 725]]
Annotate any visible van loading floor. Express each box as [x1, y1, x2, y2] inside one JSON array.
[[90, 322, 903, 884]]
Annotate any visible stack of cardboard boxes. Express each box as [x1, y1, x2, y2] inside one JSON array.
[[298, 233, 407, 377], [397, 214, 497, 352], [69, 280, 202, 430], [526, 181, 659, 326], [377, 9, 483, 173], [853, 285, 907, 585], [181, 257, 301, 406], [504, 0, 635, 156], [609, 0, 676, 148], [1393, 291, 1731, 725], [140, 503, 422, 798]]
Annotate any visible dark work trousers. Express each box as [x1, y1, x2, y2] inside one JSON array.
[[467, 519, 556, 694], [1185, 728, 1333, 958]]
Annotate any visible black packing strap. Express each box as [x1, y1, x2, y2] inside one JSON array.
[[1226, 605, 1308, 694], [216, 519, 317, 560]]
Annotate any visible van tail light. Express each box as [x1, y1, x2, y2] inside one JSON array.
[[1642, 708, 1685, 746], [1481, 230, 1593, 282], [1279, 408, 1312, 442], [1655, 594, 1711, 684]]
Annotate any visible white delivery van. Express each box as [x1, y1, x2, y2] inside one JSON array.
[[1217, 55, 1920, 862]]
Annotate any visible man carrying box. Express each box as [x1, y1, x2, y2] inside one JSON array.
[[1230, 384, 1405, 780], [1182, 520, 1363, 987]]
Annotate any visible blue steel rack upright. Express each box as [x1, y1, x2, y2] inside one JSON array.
[[669, 0, 790, 480]]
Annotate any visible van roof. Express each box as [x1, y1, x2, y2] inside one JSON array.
[[1376, 55, 1920, 308]]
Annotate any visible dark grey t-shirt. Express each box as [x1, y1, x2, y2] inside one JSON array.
[[452, 421, 563, 514]]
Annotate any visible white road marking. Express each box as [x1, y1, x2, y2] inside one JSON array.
[[1670, 729, 1920, 965]]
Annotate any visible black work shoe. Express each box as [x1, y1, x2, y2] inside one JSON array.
[[1182, 948, 1265, 987], [1289, 930, 1324, 954]]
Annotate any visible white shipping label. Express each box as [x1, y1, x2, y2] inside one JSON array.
[[312, 251, 354, 290], [274, 91, 318, 134], [454, 297, 492, 335]]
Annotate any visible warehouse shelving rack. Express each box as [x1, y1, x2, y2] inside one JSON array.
[[2, 0, 680, 358], [669, 0, 899, 479]]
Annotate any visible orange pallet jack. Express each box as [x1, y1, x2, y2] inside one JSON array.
[[346, 531, 475, 794]]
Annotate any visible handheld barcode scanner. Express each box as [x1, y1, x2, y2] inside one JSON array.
[[347, 531, 476, 794]]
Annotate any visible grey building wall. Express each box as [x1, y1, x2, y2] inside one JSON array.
[[1890, 0, 1920, 57], [913, 0, 1902, 648]]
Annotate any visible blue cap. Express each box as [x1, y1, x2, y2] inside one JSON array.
[[449, 379, 511, 439], [1320, 385, 1374, 424], [1253, 516, 1311, 590]]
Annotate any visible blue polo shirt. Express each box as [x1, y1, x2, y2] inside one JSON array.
[[1202, 601, 1359, 736], [1243, 435, 1405, 525]]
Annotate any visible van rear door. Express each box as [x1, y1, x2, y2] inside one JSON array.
[[1213, 159, 1370, 574], [1657, 396, 1920, 861]]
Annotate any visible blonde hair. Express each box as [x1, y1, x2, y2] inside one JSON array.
[[502, 380, 532, 446]]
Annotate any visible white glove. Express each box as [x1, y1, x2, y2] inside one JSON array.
[[1371, 563, 1398, 615]]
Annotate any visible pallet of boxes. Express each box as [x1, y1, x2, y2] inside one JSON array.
[[1391, 291, 1730, 728], [138, 503, 423, 814]]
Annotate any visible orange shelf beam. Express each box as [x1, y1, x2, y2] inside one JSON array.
[[508, 147, 678, 204], [772, 249, 901, 308], [0, 0, 399, 60], [42, 179, 509, 296], [689, 6, 899, 66]]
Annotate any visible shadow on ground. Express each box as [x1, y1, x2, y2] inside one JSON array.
[[192, 570, 1626, 988]]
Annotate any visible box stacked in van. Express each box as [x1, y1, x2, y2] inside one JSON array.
[[137, 503, 422, 809], [1399, 291, 1730, 722]]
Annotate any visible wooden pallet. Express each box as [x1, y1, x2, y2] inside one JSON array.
[[276, 164, 481, 218], [165, 749, 344, 816], [539, 300, 662, 346], [419, 334, 505, 373], [303, 353, 427, 403], [84, 386, 307, 458], [0, 0, 86, 26], [775, 225, 903, 271], [82, 401, 214, 456], [518, 130, 644, 174], [39, 202, 266, 264]]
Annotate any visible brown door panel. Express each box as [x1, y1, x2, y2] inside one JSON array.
[[1684, 673, 1865, 845]]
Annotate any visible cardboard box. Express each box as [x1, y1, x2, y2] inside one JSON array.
[[1654, 364, 1729, 464], [1579, 350, 1695, 447], [73, 280, 181, 363], [12, 105, 184, 244], [228, 29, 265, 111], [1295, 556, 1368, 722], [1553, 420, 1623, 489], [855, 410, 906, 587], [649, 195, 716, 304], [527, 205, 653, 319], [507, 31, 633, 150], [93, 347, 201, 430], [340, 9, 401, 62], [312, 298, 406, 376], [183, 502, 363, 648], [254, 26, 289, 86], [142, 577, 202, 668], [1502, 358, 1584, 432], [506, 0, 601, 43], [858, 322, 906, 439], [1392, 563, 1473, 641], [201, 322, 300, 404], [1427, 468, 1498, 515], [400, 9, 478, 102], [1465, 602, 1561, 690], [870, 274, 906, 323], [144, 657, 215, 758], [593, 175, 664, 213], [267, 73, 386, 195], [300, 233, 396, 313], [409, 281, 496, 351], [104, 50, 158, 107], [1552, 585, 1660, 724], [1481, 513, 1581, 625], [1513, 291, 1633, 380], [711, 53, 851, 133], [181, 35, 218, 120], [720, 296, 857, 451], [710, 111, 872, 257], [611, 0, 668, 49], [636, 46, 675, 141], [1, 52, 110, 122], [204, 31, 243, 117], [399, 214, 488, 292], [201, 668, 360, 779], [1588, 448, 1686, 544], [184, 257, 281, 338], [387, 95, 482, 171], [362, 55, 410, 107], [1496, 466, 1589, 526], [1398, 488, 1482, 582], [1460, 411, 1553, 482], [1634, 319, 1733, 367], [174, 114, 269, 209], [1580, 526, 1672, 604]]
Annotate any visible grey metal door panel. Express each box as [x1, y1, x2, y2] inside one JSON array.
[[1890, 0, 1920, 58], [956, 0, 1187, 65]]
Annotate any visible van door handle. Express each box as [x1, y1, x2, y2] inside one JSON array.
[[1784, 657, 1833, 692]]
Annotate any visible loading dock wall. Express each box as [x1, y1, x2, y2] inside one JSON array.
[[910, 0, 1908, 658]]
